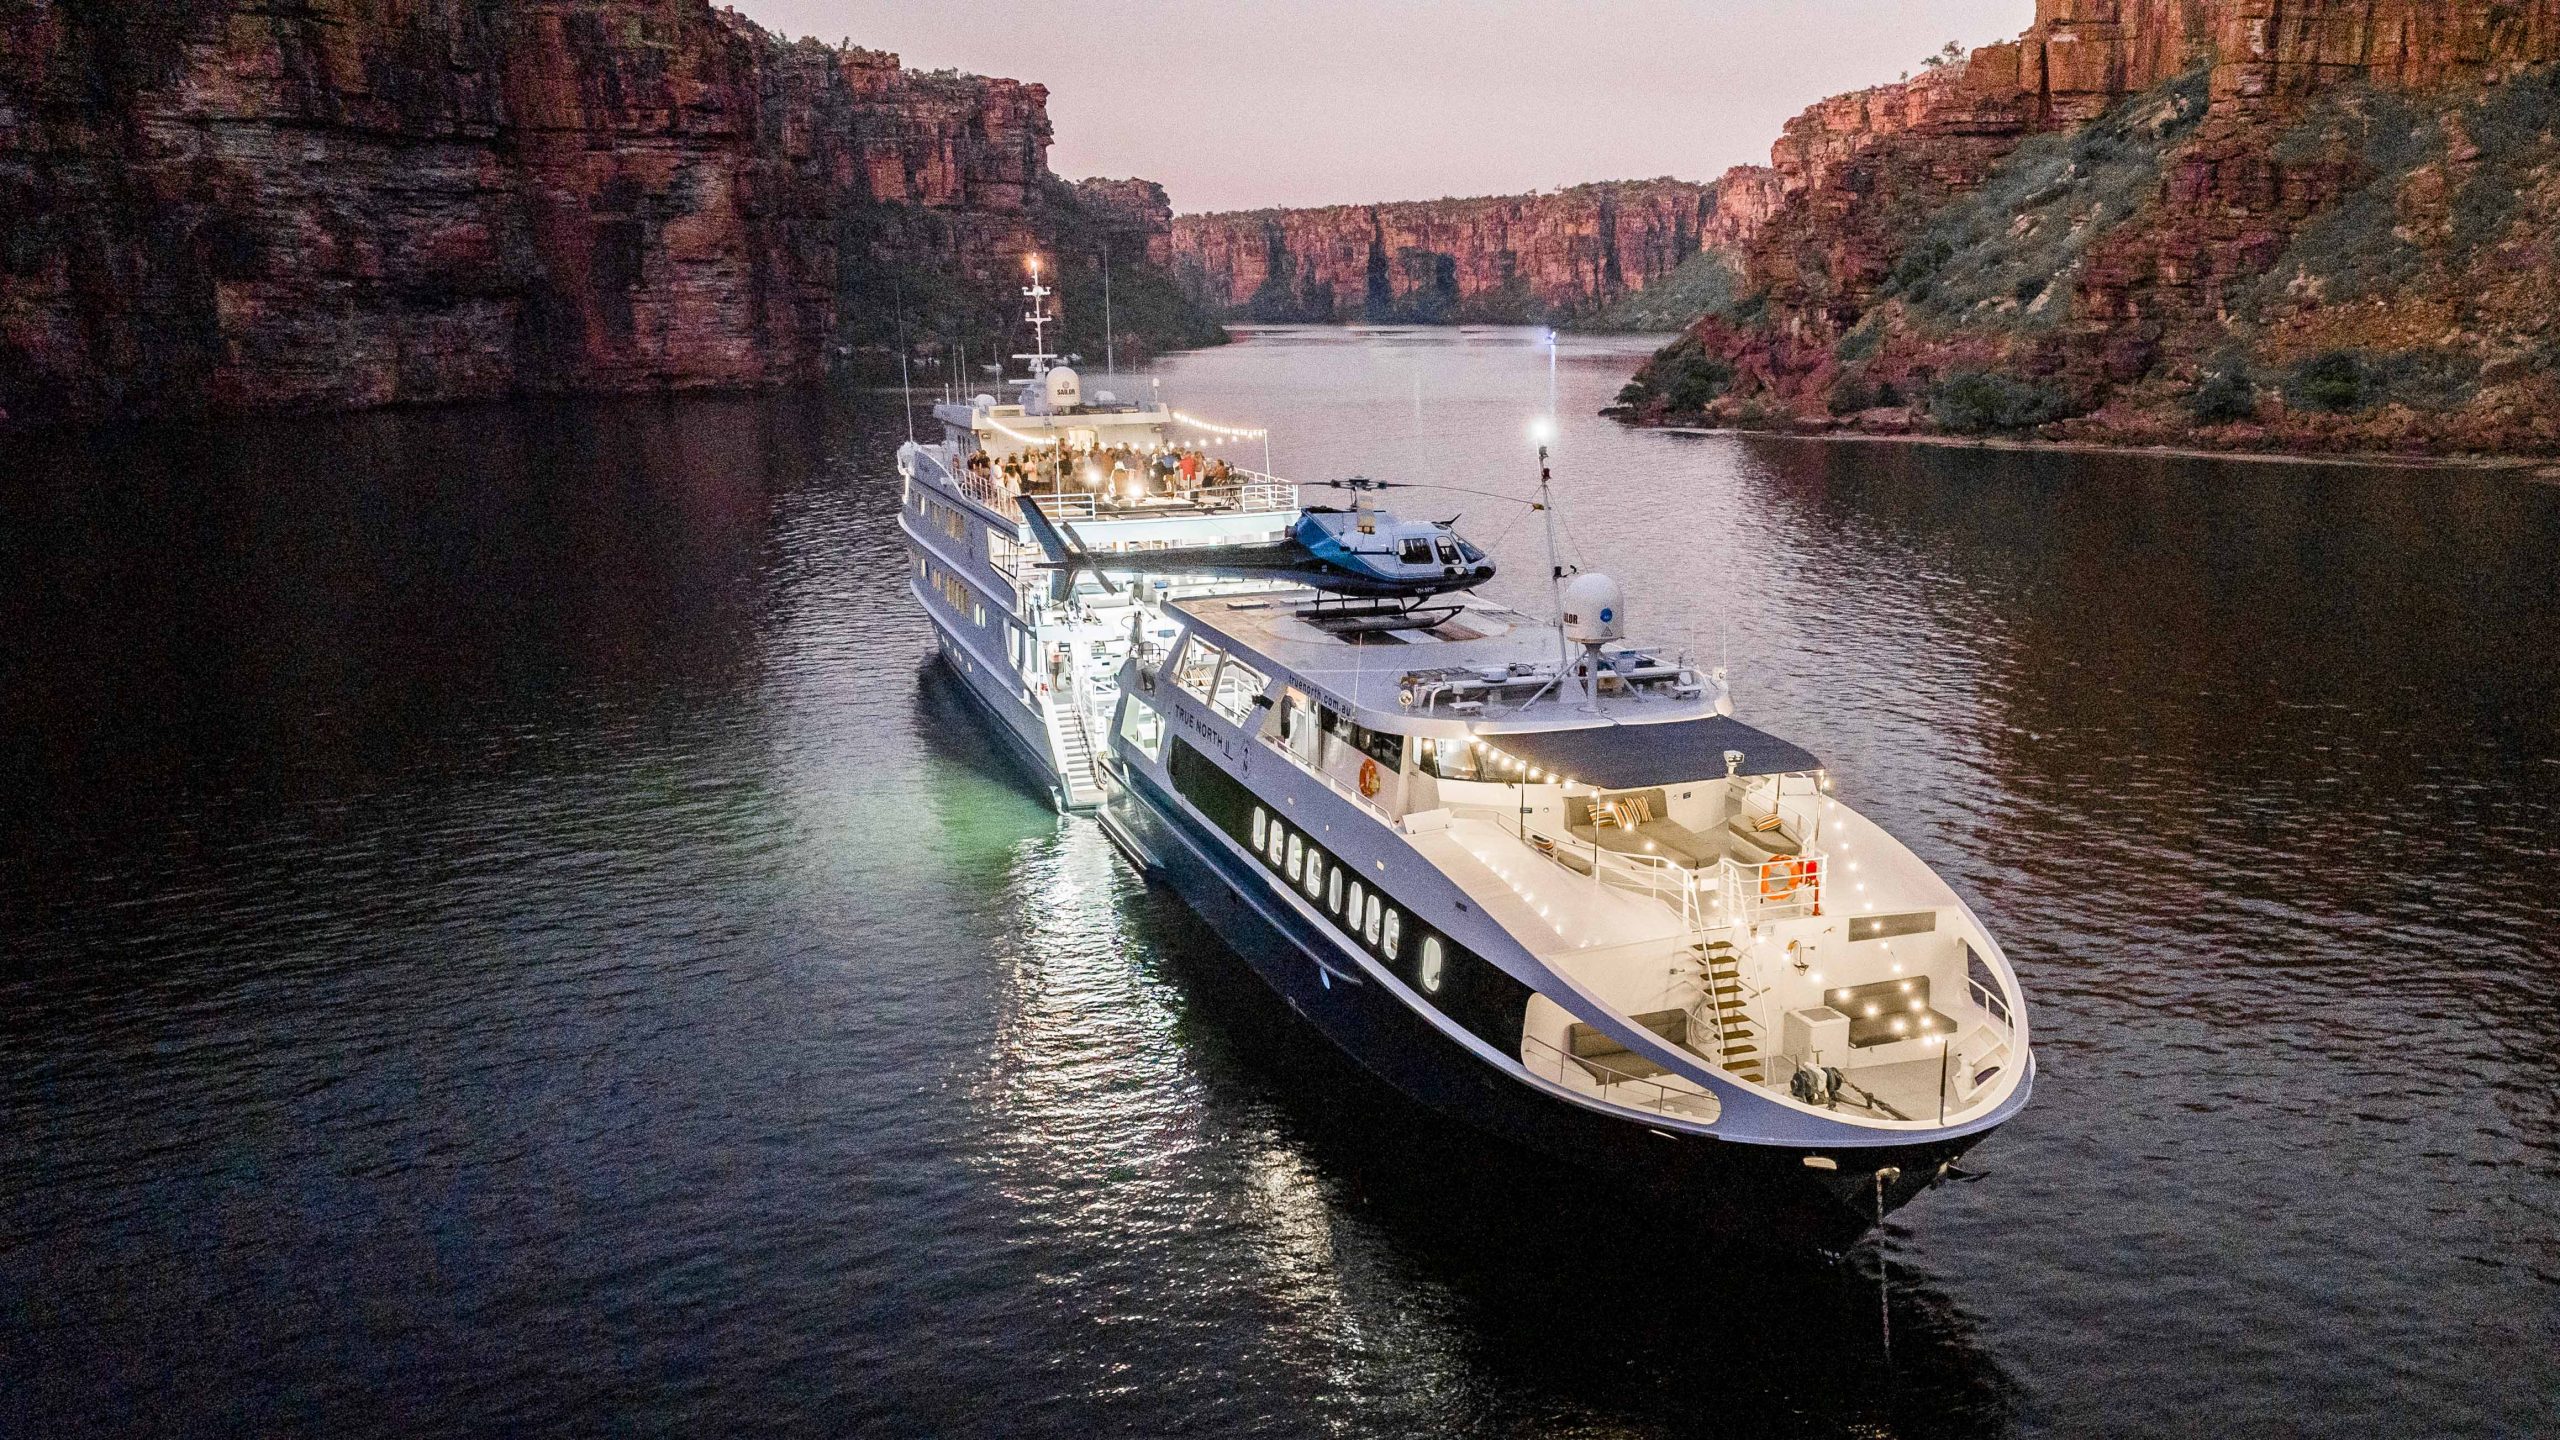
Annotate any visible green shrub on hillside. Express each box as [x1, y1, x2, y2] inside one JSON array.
[[1928, 371, 2076, 433], [2188, 363, 2258, 424], [2261, 72, 2560, 307], [1616, 337, 1734, 413], [2281, 349, 2481, 414], [1879, 68, 2209, 335], [1577, 249, 1747, 332]]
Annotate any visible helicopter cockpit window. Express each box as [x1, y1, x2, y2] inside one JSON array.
[[1435, 538, 1460, 564]]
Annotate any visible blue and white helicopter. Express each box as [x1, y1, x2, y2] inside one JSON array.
[[1017, 488, 1495, 616]]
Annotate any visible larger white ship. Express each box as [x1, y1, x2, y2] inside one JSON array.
[[1086, 454, 2033, 1250]]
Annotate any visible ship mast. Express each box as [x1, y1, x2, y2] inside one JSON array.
[[1014, 254, 1057, 381]]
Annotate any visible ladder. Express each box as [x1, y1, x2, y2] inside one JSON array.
[[1696, 940, 1764, 1085]]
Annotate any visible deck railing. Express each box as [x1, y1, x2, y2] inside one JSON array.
[[1452, 804, 1827, 932], [938, 460, 1298, 522], [1520, 1032, 1722, 1123]]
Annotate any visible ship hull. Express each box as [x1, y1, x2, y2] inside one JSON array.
[[1104, 764, 2001, 1253], [914, 584, 1071, 807]]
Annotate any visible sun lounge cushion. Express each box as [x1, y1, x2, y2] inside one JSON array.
[[1564, 1009, 1694, 1083]]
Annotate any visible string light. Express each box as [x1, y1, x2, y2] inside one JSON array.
[[1171, 409, 1268, 439]]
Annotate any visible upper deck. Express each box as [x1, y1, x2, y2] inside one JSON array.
[[1166, 590, 1719, 739]]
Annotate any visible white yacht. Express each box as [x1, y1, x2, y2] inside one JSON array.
[[896, 262, 1301, 810], [1088, 461, 2035, 1250]]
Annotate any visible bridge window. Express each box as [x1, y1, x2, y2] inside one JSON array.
[[1210, 657, 1268, 725], [1174, 640, 1223, 700]]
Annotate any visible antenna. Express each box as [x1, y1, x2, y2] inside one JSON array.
[[1532, 426, 1575, 700], [1101, 237, 1116, 382], [894, 275, 915, 444]]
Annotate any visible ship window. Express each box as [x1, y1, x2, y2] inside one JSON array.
[[1286, 833, 1304, 883], [1398, 537, 1432, 564], [1210, 658, 1268, 725], [1346, 882, 1365, 929], [1303, 852, 1325, 900], [1266, 822, 1286, 865], [1280, 692, 1321, 764], [1251, 808, 1268, 849], [1421, 737, 1484, 782], [1363, 899, 1382, 947], [1175, 640, 1224, 700], [1381, 908, 1402, 960], [1327, 868, 1344, 913], [1420, 936, 1445, 993]]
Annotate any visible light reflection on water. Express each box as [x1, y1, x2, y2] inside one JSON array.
[[1, 330, 2553, 1437]]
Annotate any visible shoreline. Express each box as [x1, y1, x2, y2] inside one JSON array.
[[1632, 421, 2560, 479]]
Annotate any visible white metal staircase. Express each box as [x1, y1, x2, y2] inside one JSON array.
[[1051, 703, 1105, 811]]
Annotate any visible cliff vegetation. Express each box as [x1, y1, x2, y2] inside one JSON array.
[[1612, 0, 2560, 460]]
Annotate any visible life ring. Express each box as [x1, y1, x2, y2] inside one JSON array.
[[1358, 758, 1383, 798], [1759, 857, 1813, 901]]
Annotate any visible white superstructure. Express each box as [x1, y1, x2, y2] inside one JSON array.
[[895, 259, 1297, 809]]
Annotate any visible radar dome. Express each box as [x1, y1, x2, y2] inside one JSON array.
[[1044, 366, 1083, 411], [1560, 573, 1627, 644]]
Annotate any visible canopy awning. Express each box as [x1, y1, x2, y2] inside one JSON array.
[[1481, 716, 1822, 790]]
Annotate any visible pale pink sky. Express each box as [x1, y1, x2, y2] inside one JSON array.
[[726, 1, 2033, 212]]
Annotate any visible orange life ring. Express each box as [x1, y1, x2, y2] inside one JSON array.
[[1760, 857, 1817, 901], [1758, 859, 1796, 901], [1358, 758, 1383, 798]]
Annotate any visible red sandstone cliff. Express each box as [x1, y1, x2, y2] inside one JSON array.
[[1615, 0, 2560, 458], [0, 1, 1194, 429], [1169, 179, 1750, 324]]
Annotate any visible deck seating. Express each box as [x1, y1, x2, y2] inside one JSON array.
[[1723, 812, 1804, 862], [1828, 976, 1959, 1048], [1563, 1008, 1697, 1083], [1563, 789, 1725, 869]]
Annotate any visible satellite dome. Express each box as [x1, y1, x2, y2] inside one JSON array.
[[1559, 573, 1627, 644], [1045, 366, 1083, 411]]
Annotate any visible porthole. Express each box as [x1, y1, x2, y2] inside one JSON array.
[[1327, 869, 1344, 913], [1286, 833, 1304, 884], [1251, 808, 1268, 849], [1420, 936, 1445, 993], [1381, 909, 1403, 960]]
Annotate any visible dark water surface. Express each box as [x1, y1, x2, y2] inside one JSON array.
[[4, 328, 2555, 1437]]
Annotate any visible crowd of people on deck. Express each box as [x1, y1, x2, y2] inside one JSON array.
[[965, 442, 1242, 503]]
